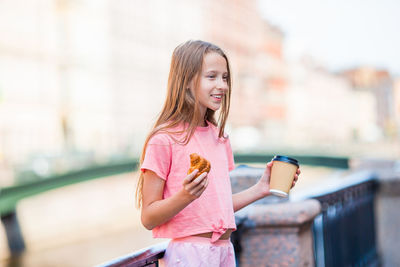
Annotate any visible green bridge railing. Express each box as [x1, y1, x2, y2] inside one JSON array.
[[0, 154, 348, 215]]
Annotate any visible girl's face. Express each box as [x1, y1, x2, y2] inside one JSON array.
[[190, 52, 229, 119]]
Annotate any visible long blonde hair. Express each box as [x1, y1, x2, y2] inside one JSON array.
[[135, 40, 232, 208]]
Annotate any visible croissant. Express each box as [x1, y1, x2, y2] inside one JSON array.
[[187, 153, 211, 177]]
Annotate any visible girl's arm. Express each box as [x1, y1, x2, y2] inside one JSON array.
[[232, 161, 300, 212], [141, 169, 208, 230]]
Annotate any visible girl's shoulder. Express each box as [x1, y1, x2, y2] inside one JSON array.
[[147, 131, 171, 146], [148, 124, 186, 146]]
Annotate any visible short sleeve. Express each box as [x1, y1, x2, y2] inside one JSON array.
[[141, 134, 172, 180], [225, 136, 235, 171]]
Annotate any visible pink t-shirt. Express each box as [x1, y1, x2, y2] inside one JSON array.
[[141, 121, 236, 242]]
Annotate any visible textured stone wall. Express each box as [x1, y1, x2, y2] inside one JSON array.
[[230, 166, 321, 266]]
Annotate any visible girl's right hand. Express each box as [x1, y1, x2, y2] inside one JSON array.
[[181, 169, 209, 201]]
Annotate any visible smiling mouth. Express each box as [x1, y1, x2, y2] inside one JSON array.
[[211, 94, 223, 99]]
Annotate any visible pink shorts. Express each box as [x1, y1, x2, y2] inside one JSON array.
[[159, 236, 236, 267]]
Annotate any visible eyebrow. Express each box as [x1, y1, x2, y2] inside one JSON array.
[[204, 70, 228, 74]]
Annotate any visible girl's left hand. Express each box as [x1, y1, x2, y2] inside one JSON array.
[[291, 167, 301, 188], [257, 161, 273, 197], [258, 161, 301, 197]]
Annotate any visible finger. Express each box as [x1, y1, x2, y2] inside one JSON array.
[[184, 169, 199, 184], [193, 178, 209, 197], [191, 179, 206, 196], [192, 172, 207, 187], [197, 172, 208, 181], [266, 161, 273, 171], [195, 176, 207, 189], [186, 172, 207, 191], [265, 161, 273, 175], [297, 168, 301, 174]]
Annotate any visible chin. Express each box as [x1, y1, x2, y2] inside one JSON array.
[[208, 103, 222, 111], [208, 106, 221, 111]]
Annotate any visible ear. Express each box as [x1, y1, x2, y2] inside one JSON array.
[[187, 78, 196, 91]]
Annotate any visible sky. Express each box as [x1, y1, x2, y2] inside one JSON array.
[[258, 0, 400, 76]]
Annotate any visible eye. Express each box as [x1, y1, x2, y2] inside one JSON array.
[[223, 75, 229, 81], [207, 75, 216, 79]]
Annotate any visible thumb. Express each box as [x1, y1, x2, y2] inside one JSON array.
[[263, 161, 273, 180], [266, 161, 273, 174]]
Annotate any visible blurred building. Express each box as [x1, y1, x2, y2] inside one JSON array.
[[0, 0, 66, 180], [1, 0, 397, 181], [0, 0, 288, 177], [285, 58, 380, 153], [393, 78, 400, 138], [342, 67, 396, 139]]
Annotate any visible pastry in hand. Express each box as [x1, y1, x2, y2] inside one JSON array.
[[187, 153, 211, 178]]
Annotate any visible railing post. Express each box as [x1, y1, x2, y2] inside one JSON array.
[[1, 210, 26, 255], [311, 179, 379, 267], [351, 158, 400, 266], [374, 165, 400, 267], [237, 199, 321, 267]]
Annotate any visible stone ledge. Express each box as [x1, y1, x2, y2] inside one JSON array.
[[376, 170, 400, 196], [244, 199, 321, 227]]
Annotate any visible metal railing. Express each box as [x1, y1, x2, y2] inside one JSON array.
[[311, 171, 379, 267], [97, 242, 168, 267]]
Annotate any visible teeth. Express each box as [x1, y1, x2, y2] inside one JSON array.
[[212, 95, 222, 99]]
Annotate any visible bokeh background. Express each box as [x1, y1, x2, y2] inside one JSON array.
[[0, 0, 399, 266]]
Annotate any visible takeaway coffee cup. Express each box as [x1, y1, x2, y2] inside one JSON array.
[[269, 155, 299, 197]]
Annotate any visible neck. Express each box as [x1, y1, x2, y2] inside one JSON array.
[[198, 107, 208, 127], [199, 120, 207, 127]]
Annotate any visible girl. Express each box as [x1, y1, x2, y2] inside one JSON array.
[[135, 40, 300, 266]]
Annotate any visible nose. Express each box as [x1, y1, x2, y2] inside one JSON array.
[[217, 77, 229, 91]]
